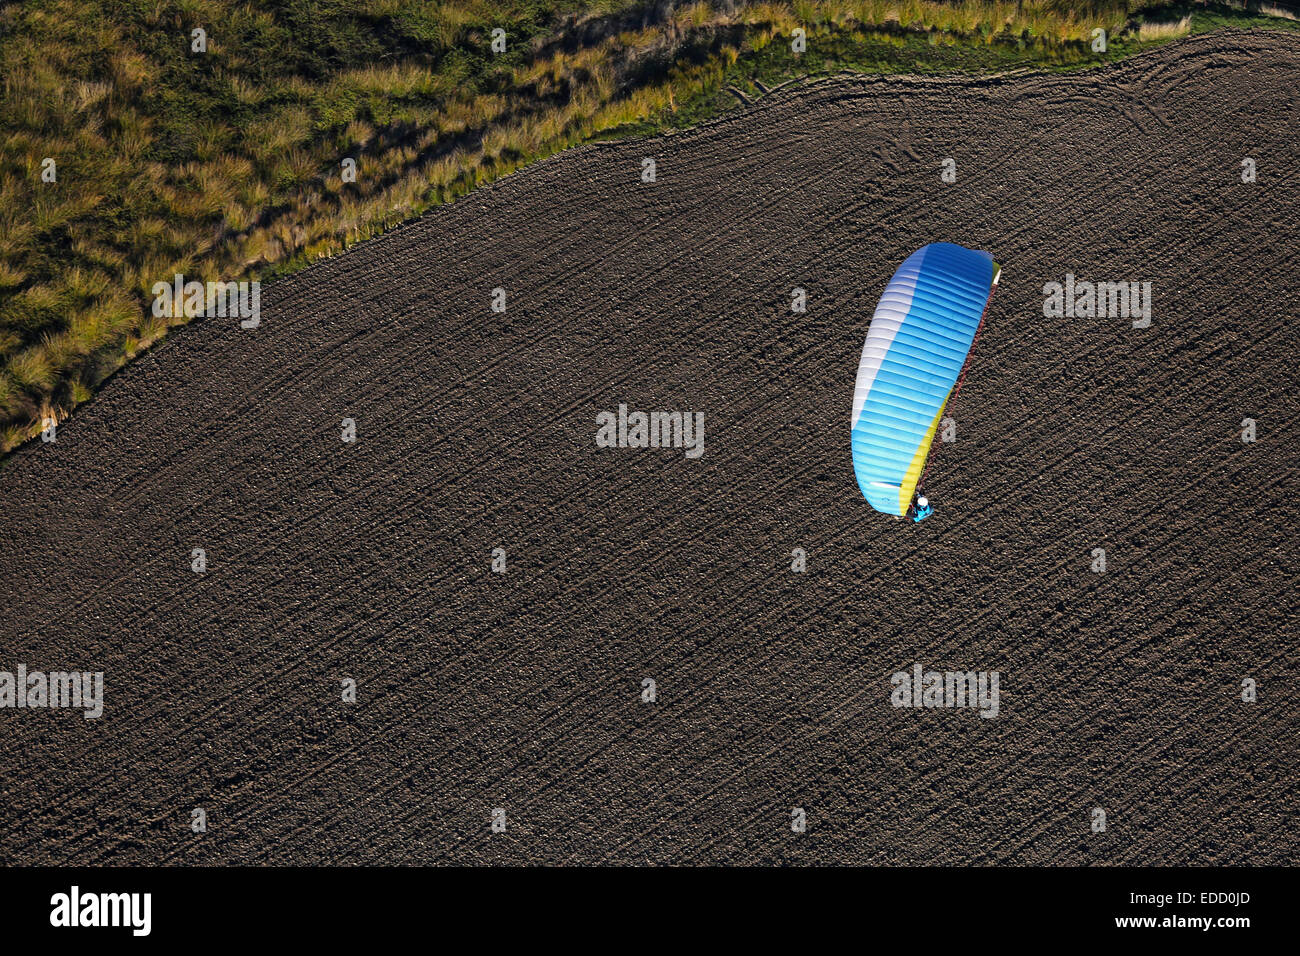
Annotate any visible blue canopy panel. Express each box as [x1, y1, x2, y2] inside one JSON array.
[[850, 243, 996, 516]]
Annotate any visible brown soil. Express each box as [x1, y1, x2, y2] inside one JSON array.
[[1, 31, 1297, 865]]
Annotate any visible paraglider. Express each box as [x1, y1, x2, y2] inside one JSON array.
[[850, 243, 1000, 520]]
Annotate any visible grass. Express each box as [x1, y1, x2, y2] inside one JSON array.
[[1138, 13, 1193, 37], [2, 0, 1297, 453]]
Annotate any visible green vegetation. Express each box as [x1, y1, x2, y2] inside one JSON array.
[[2, 0, 1295, 452]]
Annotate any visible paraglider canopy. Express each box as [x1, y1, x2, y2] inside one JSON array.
[[851, 243, 998, 517]]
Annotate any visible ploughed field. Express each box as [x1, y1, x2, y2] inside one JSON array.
[[1, 32, 1297, 865]]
